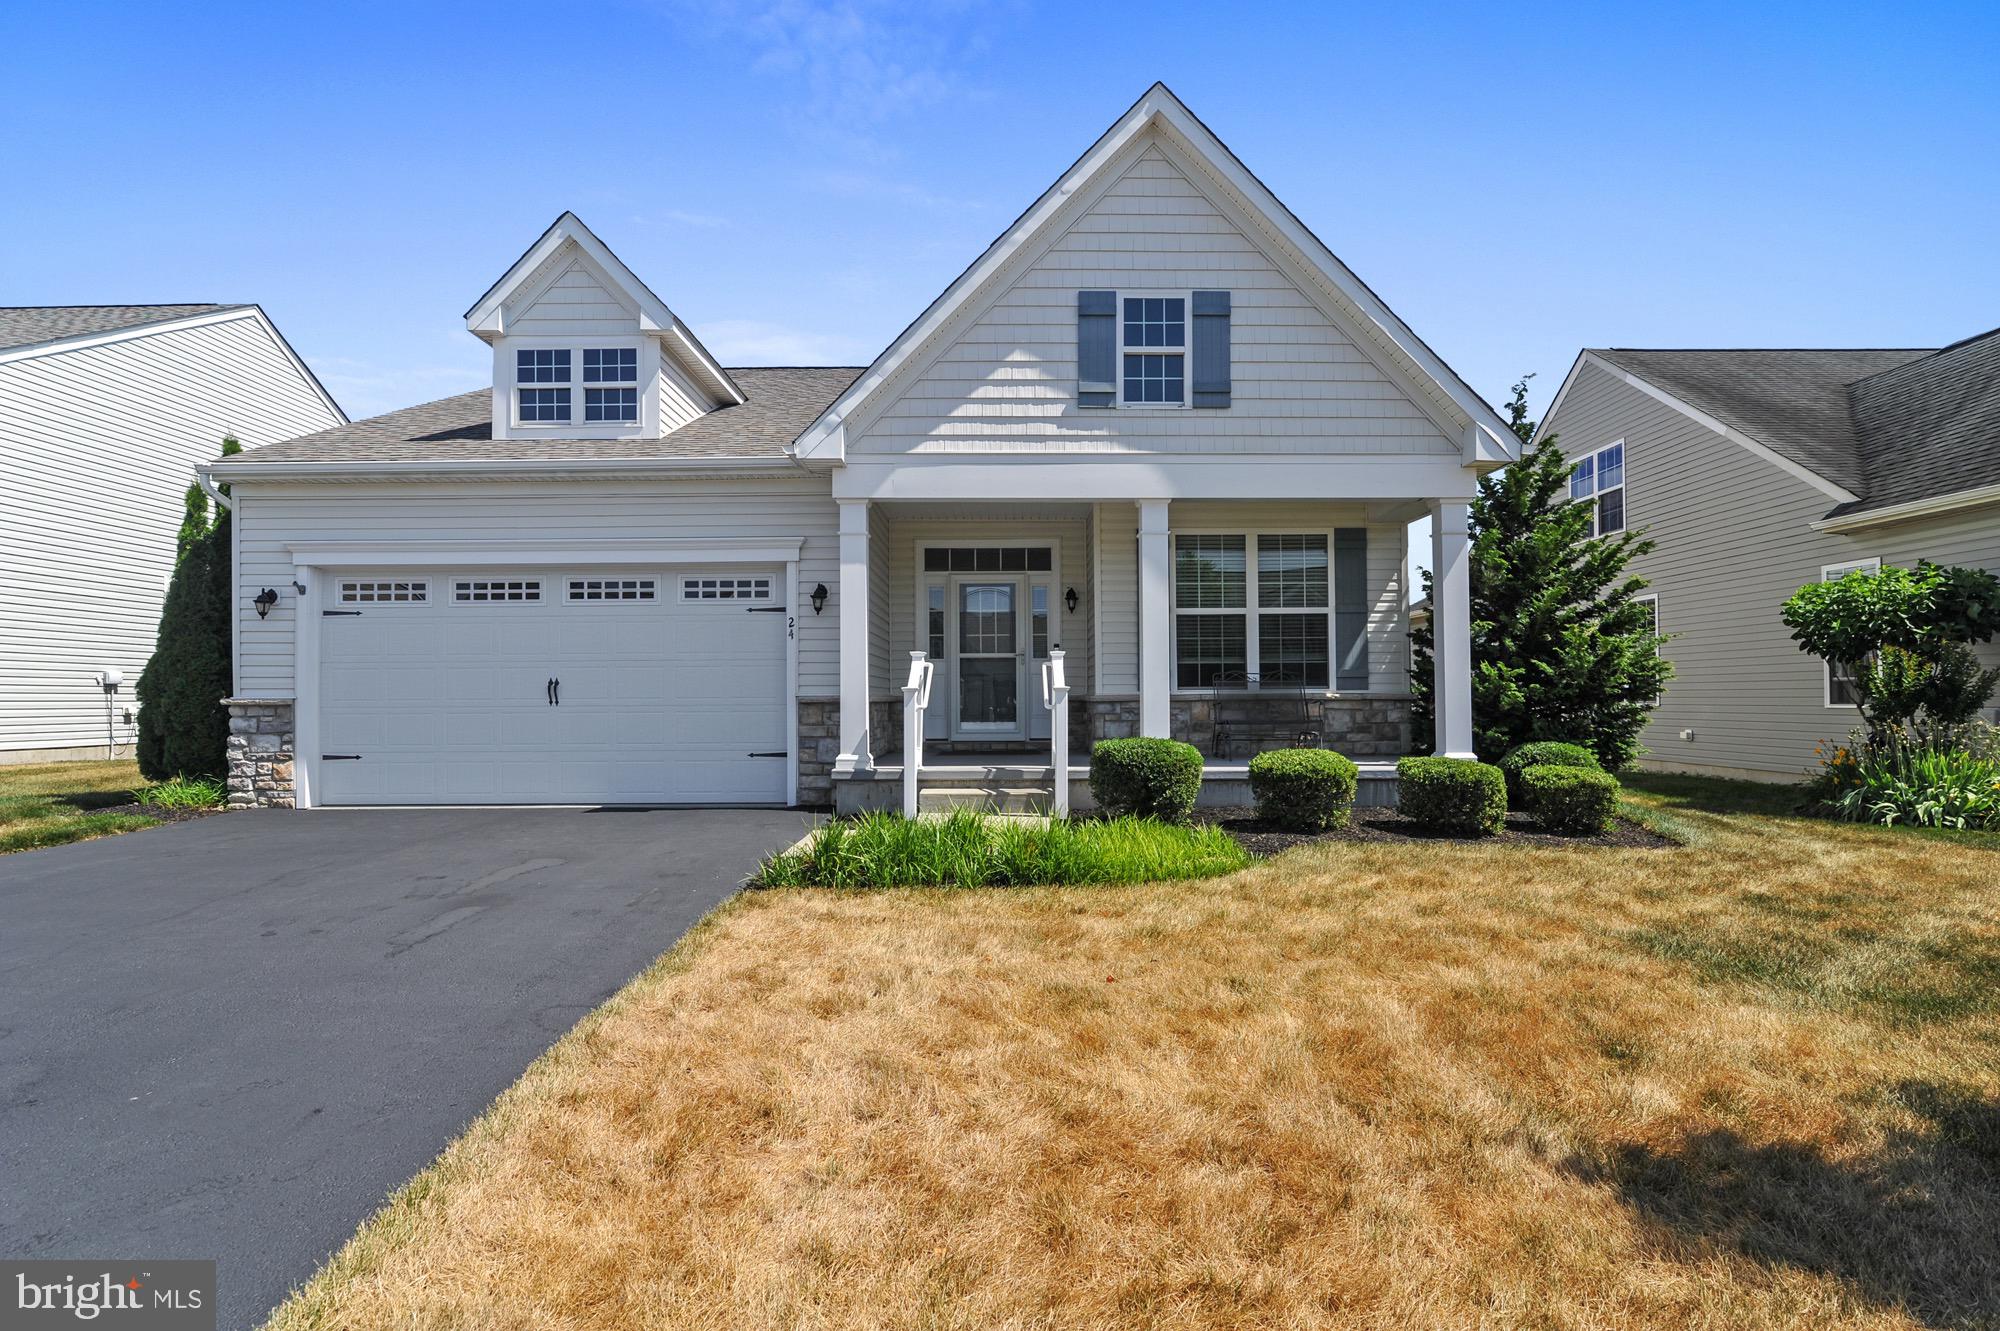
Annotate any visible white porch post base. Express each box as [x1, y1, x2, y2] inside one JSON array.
[[834, 498, 874, 776], [1137, 500, 1171, 738], [1430, 498, 1476, 760]]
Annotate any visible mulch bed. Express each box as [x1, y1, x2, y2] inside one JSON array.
[[1199, 804, 1676, 855], [89, 802, 225, 825]]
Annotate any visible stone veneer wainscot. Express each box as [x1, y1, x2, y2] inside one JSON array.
[[224, 698, 296, 808]]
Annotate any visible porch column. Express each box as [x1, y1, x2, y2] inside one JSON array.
[[1430, 499, 1476, 760], [1138, 499, 1172, 738], [834, 498, 873, 775]]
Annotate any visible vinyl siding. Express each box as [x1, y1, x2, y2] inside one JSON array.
[[232, 478, 840, 698], [1096, 503, 1139, 691], [507, 261, 634, 338], [848, 135, 1458, 458], [0, 313, 341, 755], [1543, 361, 2000, 778]]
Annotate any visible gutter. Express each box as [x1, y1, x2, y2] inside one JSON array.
[[1812, 481, 2000, 533], [195, 464, 233, 511], [203, 454, 812, 482]]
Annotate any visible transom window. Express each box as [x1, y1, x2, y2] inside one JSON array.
[[454, 579, 542, 603], [513, 346, 639, 425], [1122, 295, 1185, 405], [567, 577, 656, 602], [1570, 441, 1626, 535], [682, 576, 771, 601], [1173, 534, 1331, 688], [921, 546, 1053, 573], [339, 579, 427, 604]]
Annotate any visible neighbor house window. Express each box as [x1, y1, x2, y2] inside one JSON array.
[[1635, 594, 1661, 706], [1122, 295, 1185, 405], [1822, 558, 1880, 706], [515, 346, 640, 425], [1173, 533, 1331, 688], [1570, 441, 1626, 535]]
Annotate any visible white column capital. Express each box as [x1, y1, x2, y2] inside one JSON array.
[[1428, 497, 1470, 534], [837, 497, 871, 533], [1138, 498, 1171, 534]]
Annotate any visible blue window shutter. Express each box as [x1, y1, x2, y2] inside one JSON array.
[[1077, 290, 1116, 408], [1334, 527, 1368, 690], [1191, 290, 1231, 408]]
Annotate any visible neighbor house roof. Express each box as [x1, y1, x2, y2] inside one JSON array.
[[1573, 333, 2000, 522], [218, 366, 863, 467], [0, 303, 244, 352]]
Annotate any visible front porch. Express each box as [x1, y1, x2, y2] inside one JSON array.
[[812, 495, 1475, 815]]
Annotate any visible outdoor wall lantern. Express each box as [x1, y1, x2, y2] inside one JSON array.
[[810, 583, 829, 615], [1064, 586, 1079, 614], [253, 588, 279, 619]]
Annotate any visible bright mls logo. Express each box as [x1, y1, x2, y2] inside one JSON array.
[[3, 1262, 214, 1329]]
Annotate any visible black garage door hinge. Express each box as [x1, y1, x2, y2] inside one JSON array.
[[322, 754, 363, 761], [747, 751, 787, 757]]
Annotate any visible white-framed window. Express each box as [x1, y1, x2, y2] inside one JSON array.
[[1634, 594, 1661, 706], [1821, 557, 1880, 707], [454, 578, 542, 603], [1570, 440, 1626, 535], [338, 579, 427, 604], [567, 577, 656, 602], [514, 346, 640, 426], [1121, 293, 1187, 406], [681, 576, 771, 601], [1172, 533, 1331, 688]]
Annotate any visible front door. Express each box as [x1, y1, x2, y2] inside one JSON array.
[[954, 578, 1022, 738]]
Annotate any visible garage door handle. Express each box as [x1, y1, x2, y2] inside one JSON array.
[[323, 610, 362, 617], [546, 677, 561, 706], [747, 605, 787, 613], [747, 751, 786, 757], [323, 754, 362, 761]]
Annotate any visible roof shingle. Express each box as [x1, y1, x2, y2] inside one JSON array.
[[0, 304, 241, 352]]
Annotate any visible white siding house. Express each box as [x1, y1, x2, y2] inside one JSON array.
[[0, 306, 343, 762], [206, 85, 1516, 811]]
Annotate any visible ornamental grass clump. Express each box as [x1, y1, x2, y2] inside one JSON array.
[[1498, 741, 1602, 807], [1396, 756, 1507, 836], [1248, 749, 1359, 831], [751, 808, 1251, 888], [1519, 764, 1621, 836]]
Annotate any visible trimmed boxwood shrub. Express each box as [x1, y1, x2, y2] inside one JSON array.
[[1498, 741, 1602, 806], [1248, 749, 1359, 831], [1396, 756, 1507, 836], [1089, 737, 1204, 823], [1520, 763, 1621, 835]]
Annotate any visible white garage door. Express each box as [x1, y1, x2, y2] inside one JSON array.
[[315, 568, 788, 805]]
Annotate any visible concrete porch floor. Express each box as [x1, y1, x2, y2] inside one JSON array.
[[838, 749, 1403, 813]]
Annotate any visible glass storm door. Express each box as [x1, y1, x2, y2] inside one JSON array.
[[955, 580, 1021, 736]]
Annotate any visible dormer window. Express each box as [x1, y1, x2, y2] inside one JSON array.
[[513, 347, 639, 426]]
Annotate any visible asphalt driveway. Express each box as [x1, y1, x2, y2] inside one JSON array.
[[0, 806, 810, 1329]]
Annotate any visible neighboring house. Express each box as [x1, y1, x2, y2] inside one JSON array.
[[1537, 331, 2000, 780], [203, 84, 1517, 811], [0, 305, 344, 764]]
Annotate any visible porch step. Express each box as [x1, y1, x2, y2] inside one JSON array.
[[917, 784, 1058, 814]]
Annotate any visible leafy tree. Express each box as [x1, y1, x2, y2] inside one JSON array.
[[137, 437, 242, 779], [1781, 561, 2000, 738], [1412, 378, 1671, 769]]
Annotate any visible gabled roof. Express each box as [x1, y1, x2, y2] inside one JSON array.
[[1543, 331, 2000, 525], [464, 211, 744, 406], [211, 367, 860, 471], [793, 82, 1518, 466], [0, 303, 242, 352]]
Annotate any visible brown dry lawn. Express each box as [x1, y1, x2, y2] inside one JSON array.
[[268, 779, 2000, 1330]]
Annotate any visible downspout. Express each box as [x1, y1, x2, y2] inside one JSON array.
[[196, 464, 233, 512]]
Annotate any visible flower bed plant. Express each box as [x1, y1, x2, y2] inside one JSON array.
[[1519, 764, 1621, 835], [752, 809, 1252, 888], [1247, 749, 1359, 831], [1815, 725, 2000, 830], [1396, 757, 1507, 836]]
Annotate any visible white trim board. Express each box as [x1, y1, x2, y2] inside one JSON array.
[[286, 537, 805, 568]]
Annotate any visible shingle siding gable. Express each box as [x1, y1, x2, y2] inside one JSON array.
[[846, 139, 1456, 458]]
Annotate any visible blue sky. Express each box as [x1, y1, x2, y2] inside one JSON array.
[[7, 0, 1997, 431]]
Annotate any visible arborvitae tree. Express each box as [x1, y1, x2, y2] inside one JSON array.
[[1412, 379, 1672, 769], [137, 437, 242, 779]]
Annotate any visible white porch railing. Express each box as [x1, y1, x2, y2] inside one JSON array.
[[1041, 647, 1070, 817], [901, 651, 935, 818]]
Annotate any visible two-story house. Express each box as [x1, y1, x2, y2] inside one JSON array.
[[0, 304, 343, 763], [203, 85, 1517, 811], [1537, 330, 2000, 780]]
